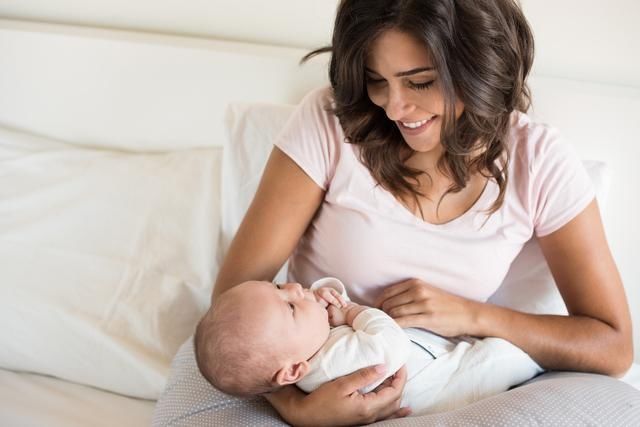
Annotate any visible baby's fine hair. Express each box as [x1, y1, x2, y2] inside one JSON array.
[[194, 294, 281, 397]]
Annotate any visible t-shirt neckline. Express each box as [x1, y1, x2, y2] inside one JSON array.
[[376, 176, 496, 230]]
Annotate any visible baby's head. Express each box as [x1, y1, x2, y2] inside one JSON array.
[[194, 280, 330, 396]]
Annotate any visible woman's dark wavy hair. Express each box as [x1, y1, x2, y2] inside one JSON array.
[[302, 0, 534, 218]]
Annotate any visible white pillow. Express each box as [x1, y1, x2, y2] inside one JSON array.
[[221, 103, 296, 283], [488, 161, 609, 314], [221, 102, 609, 315], [0, 127, 221, 399]]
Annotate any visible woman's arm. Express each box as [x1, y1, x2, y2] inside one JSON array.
[[474, 199, 633, 376], [214, 146, 409, 423], [377, 200, 633, 376], [265, 365, 409, 427], [212, 146, 324, 300]]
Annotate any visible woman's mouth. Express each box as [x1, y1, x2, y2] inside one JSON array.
[[397, 116, 438, 135]]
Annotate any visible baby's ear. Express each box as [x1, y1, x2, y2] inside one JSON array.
[[273, 361, 309, 386]]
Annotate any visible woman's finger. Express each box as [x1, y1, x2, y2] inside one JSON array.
[[387, 302, 429, 319], [361, 366, 408, 420], [390, 365, 408, 387], [371, 375, 394, 392], [379, 291, 415, 313], [373, 280, 416, 308], [393, 314, 431, 329], [363, 366, 407, 400], [382, 406, 412, 420], [336, 364, 389, 395]]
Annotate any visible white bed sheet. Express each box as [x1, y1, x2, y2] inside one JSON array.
[[622, 363, 640, 390], [0, 369, 154, 427], [0, 364, 638, 427]]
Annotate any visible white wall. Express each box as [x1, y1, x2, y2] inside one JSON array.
[[521, 0, 640, 88], [0, 0, 639, 88]]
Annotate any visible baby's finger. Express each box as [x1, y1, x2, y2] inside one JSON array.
[[319, 288, 344, 308], [319, 290, 340, 307], [312, 290, 329, 307], [330, 289, 348, 307]]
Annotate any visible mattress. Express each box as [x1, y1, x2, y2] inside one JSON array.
[[0, 368, 155, 427], [623, 363, 640, 389], [1, 365, 639, 426]]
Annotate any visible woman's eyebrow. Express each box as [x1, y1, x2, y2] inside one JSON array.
[[365, 66, 435, 77]]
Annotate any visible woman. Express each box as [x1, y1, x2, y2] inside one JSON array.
[[212, 0, 633, 424]]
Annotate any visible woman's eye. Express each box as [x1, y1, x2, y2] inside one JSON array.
[[410, 80, 435, 91], [366, 76, 385, 85]]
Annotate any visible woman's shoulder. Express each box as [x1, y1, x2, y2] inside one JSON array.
[[289, 85, 343, 137], [504, 112, 595, 237], [274, 86, 350, 190], [299, 85, 336, 113], [506, 110, 568, 172]]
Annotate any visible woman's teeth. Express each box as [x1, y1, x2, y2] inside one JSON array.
[[401, 117, 434, 128]]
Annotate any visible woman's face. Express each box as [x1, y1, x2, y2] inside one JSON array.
[[365, 28, 464, 155]]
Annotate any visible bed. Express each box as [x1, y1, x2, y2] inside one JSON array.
[[1, 18, 639, 426]]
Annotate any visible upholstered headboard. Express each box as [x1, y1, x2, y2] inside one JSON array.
[[0, 19, 328, 151]]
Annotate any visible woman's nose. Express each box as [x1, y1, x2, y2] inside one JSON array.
[[385, 87, 414, 121]]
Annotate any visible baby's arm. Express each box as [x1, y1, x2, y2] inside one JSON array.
[[308, 278, 364, 326], [300, 277, 410, 393], [327, 302, 365, 327], [312, 287, 364, 327], [297, 306, 411, 394]]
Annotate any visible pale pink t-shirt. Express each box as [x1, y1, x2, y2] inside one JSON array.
[[274, 87, 594, 306]]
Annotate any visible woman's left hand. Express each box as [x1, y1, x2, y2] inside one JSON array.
[[373, 278, 481, 337]]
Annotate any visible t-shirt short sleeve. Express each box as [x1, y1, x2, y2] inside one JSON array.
[[530, 131, 595, 237], [273, 87, 341, 190]]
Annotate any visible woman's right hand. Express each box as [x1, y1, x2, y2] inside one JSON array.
[[265, 365, 410, 426]]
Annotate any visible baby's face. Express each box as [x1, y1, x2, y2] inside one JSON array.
[[234, 281, 330, 362]]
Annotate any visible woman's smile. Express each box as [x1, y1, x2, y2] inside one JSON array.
[[397, 115, 438, 136]]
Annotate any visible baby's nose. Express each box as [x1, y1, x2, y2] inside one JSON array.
[[283, 282, 304, 297]]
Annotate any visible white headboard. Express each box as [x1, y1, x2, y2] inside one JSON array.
[[1, 18, 639, 361], [0, 19, 328, 151]]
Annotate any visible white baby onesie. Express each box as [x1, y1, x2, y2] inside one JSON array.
[[296, 277, 543, 415]]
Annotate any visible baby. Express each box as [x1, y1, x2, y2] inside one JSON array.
[[194, 277, 543, 414]]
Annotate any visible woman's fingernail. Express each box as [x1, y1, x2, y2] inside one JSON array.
[[375, 364, 387, 374]]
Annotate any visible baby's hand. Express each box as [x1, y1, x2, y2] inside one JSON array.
[[328, 302, 366, 327], [313, 287, 347, 309], [327, 304, 348, 326]]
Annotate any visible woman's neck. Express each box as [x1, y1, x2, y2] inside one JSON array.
[[403, 145, 443, 175]]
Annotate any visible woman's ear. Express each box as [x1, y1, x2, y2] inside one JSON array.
[[273, 360, 310, 386]]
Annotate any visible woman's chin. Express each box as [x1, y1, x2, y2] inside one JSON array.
[[404, 138, 440, 154]]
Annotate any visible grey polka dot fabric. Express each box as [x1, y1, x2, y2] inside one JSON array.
[[152, 337, 640, 426]]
